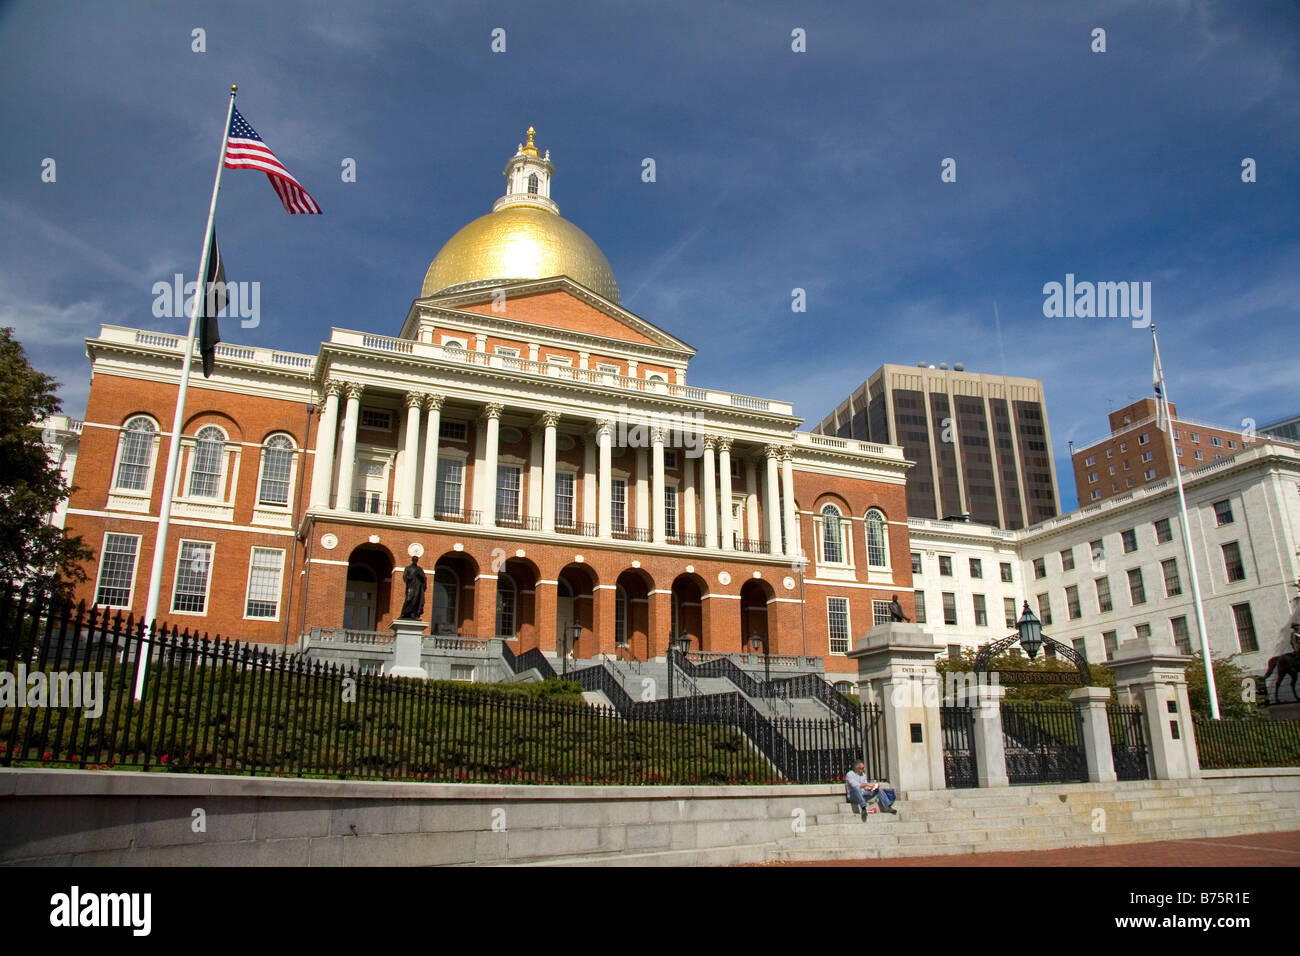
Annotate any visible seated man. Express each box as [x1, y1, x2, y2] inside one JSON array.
[[845, 761, 897, 819]]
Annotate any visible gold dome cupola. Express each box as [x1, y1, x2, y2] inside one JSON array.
[[421, 128, 621, 304]]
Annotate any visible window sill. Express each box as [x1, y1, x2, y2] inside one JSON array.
[[172, 499, 235, 522], [107, 490, 153, 513]]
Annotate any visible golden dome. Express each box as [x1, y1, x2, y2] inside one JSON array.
[[421, 205, 620, 304]]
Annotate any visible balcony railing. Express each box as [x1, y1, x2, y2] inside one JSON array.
[[736, 537, 772, 554], [496, 514, 542, 531], [554, 521, 598, 536], [351, 494, 401, 516], [611, 527, 652, 542]]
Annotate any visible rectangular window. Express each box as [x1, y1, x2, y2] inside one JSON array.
[[1154, 518, 1172, 543], [1144, 469, 1157, 480], [1161, 558, 1181, 596], [873, 600, 893, 626], [1191, 432, 1200, 443], [914, 591, 927, 624], [1085, 455, 1096, 466], [1072, 638, 1088, 662], [1171, 616, 1192, 655], [664, 450, 678, 470], [911, 552, 922, 574], [439, 420, 468, 442], [827, 597, 850, 654], [664, 485, 678, 539], [942, 592, 957, 626], [1232, 603, 1258, 652], [1139, 433, 1150, 445], [360, 408, 392, 430], [1033, 557, 1046, 579], [1214, 499, 1234, 526], [1000, 562, 1013, 583], [1222, 541, 1245, 582], [1095, 577, 1112, 613], [258, 442, 293, 506], [972, 594, 987, 627], [555, 472, 575, 528], [947, 644, 962, 660], [496, 466, 522, 521], [1135, 623, 1151, 641], [939, 555, 953, 576], [1090, 539, 1104, 564], [1037, 592, 1052, 626], [1004, 597, 1017, 627], [1141, 451, 1153, 463], [1060, 548, 1075, 572], [171, 540, 214, 614], [1066, 585, 1081, 620], [94, 533, 140, 607], [1088, 472, 1098, 483], [1103, 630, 1118, 661], [1128, 567, 1146, 605], [244, 547, 285, 619], [1210, 436, 1222, 447], [1121, 528, 1137, 553], [1194, 450, 1203, 460], [434, 458, 464, 515], [969, 558, 983, 579], [1091, 490, 1101, 500], [611, 478, 627, 532]]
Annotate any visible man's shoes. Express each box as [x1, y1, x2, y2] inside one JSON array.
[[860, 807, 868, 821], [884, 806, 898, 814]]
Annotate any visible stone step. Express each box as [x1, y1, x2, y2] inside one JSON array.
[[492, 842, 776, 868]]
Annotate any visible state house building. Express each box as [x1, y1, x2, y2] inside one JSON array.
[[64, 129, 916, 680]]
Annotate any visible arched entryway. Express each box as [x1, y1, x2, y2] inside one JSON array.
[[343, 544, 394, 631], [670, 572, 708, 653], [740, 578, 775, 655], [430, 550, 479, 636], [558, 563, 598, 660], [497, 557, 539, 646], [614, 568, 653, 661]]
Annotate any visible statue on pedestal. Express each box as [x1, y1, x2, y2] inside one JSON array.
[[888, 594, 910, 623], [399, 555, 427, 620]]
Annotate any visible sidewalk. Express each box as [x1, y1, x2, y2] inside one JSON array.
[[770, 830, 1300, 866]]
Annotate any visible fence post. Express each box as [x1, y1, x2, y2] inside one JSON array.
[[848, 622, 945, 793], [1069, 686, 1117, 783], [972, 683, 1009, 788], [1110, 636, 1201, 780]]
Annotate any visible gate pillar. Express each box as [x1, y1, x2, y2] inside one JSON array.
[[972, 684, 1009, 788], [1069, 686, 1117, 783], [1110, 636, 1201, 780], [848, 623, 945, 793]]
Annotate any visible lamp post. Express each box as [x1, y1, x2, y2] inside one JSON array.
[[749, 632, 771, 684], [668, 632, 692, 699], [1015, 602, 1043, 659], [564, 620, 581, 676], [973, 600, 1091, 685]]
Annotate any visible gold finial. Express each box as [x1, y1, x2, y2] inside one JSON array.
[[231, 84, 238, 93], [522, 125, 539, 157]]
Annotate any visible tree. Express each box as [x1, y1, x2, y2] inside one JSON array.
[[0, 327, 92, 598], [1184, 652, 1259, 720]]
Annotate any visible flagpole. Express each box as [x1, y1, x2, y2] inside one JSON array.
[[135, 85, 238, 700], [1151, 323, 1220, 719]]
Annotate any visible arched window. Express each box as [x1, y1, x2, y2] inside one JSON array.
[[495, 572, 516, 638], [866, 508, 889, 568], [821, 504, 843, 564], [188, 426, 225, 498], [527, 173, 539, 194], [258, 434, 295, 506], [615, 584, 628, 645], [432, 567, 459, 635], [115, 416, 156, 490]]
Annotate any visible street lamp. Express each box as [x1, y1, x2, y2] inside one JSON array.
[[750, 632, 770, 684], [564, 620, 581, 676], [668, 632, 692, 699], [1015, 601, 1043, 659]]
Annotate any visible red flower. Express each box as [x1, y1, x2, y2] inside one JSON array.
[[160, 754, 169, 764], [42, 752, 52, 760]]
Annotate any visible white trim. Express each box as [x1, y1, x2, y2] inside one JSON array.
[[93, 531, 142, 608], [65, 508, 297, 537], [243, 546, 286, 622], [170, 538, 215, 616], [309, 558, 351, 567]]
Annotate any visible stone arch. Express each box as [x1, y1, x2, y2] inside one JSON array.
[[615, 568, 654, 661], [499, 556, 540, 647], [430, 549, 479, 636], [670, 572, 709, 653], [558, 562, 599, 660], [740, 577, 775, 655], [343, 543, 395, 631]]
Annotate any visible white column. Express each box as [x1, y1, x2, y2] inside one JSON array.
[[765, 445, 783, 554], [541, 411, 559, 533], [419, 395, 442, 518], [744, 457, 759, 547], [635, 447, 649, 533], [583, 433, 597, 529], [528, 425, 543, 525], [651, 427, 666, 543], [597, 419, 613, 539], [718, 437, 734, 551], [309, 381, 341, 509], [481, 402, 503, 527], [682, 453, 697, 541], [782, 450, 797, 557], [334, 382, 362, 512], [399, 391, 423, 518], [702, 436, 718, 550]]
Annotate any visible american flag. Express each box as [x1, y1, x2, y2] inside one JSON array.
[[224, 106, 322, 214]]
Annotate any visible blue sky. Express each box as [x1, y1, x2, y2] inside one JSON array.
[[1, 0, 1297, 511]]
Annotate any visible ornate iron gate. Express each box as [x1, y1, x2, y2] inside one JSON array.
[[939, 705, 978, 788], [1001, 702, 1087, 784], [1108, 704, 1150, 780]]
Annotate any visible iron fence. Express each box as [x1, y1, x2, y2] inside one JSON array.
[[1193, 716, 1300, 769], [1001, 701, 1087, 784], [1107, 704, 1150, 780], [939, 705, 978, 788]]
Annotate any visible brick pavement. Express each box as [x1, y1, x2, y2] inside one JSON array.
[[770, 830, 1300, 866]]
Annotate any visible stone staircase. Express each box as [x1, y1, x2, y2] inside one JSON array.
[[770, 777, 1300, 862]]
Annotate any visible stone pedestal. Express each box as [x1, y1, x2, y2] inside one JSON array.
[[848, 623, 945, 793], [389, 618, 429, 679], [1069, 686, 1117, 783], [972, 683, 1009, 788], [1110, 636, 1200, 780]]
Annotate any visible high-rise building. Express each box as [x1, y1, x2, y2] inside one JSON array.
[[1261, 414, 1300, 444], [1068, 398, 1290, 507], [814, 364, 1060, 530]]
